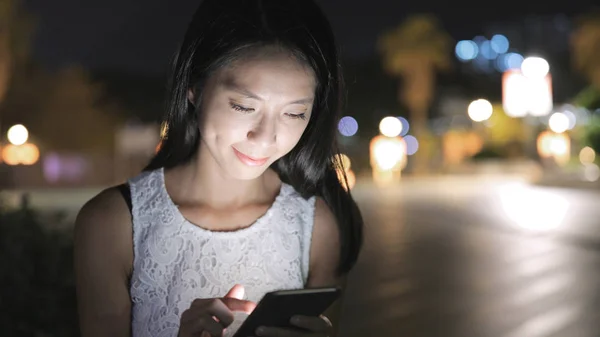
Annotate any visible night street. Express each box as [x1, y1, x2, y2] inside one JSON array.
[[341, 176, 600, 337]]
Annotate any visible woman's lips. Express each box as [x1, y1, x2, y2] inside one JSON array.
[[232, 147, 269, 166]]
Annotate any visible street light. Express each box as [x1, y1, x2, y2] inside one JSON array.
[[502, 56, 553, 118], [7, 124, 29, 145], [521, 57, 549, 79], [1, 124, 40, 166], [379, 116, 403, 137], [548, 112, 569, 133], [370, 135, 407, 186], [537, 130, 570, 166], [2, 143, 40, 165], [467, 99, 493, 122]]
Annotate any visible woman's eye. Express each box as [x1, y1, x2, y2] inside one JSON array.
[[286, 113, 307, 120], [230, 103, 254, 113]]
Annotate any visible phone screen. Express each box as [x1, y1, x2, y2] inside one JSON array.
[[231, 287, 340, 337]]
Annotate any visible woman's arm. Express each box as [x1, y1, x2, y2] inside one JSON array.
[[74, 187, 134, 337], [305, 197, 346, 337]]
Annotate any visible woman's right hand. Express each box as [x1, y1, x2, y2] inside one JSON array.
[[178, 284, 256, 337]]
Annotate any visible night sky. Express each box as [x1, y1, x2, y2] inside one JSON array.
[[21, 0, 597, 75]]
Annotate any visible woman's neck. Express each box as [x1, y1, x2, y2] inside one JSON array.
[[164, 149, 280, 210]]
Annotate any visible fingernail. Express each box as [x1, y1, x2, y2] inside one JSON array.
[[256, 327, 265, 336]]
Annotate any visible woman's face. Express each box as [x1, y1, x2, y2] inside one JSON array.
[[192, 48, 317, 180]]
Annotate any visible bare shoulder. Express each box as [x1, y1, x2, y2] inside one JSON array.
[[307, 197, 341, 287], [309, 197, 345, 336], [75, 186, 133, 252], [75, 186, 133, 270], [74, 186, 134, 336]]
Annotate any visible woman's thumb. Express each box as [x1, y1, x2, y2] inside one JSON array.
[[224, 284, 245, 300]]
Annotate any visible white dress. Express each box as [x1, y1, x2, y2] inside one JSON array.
[[127, 168, 316, 337]]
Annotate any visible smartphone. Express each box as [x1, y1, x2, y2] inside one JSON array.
[[232, 287, 341, 337]]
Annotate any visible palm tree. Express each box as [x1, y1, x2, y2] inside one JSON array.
[[0, 0, 33, 137], [378, 14, 453, 173], [0, 0, 14, 104], [571, 10, 600, 92]]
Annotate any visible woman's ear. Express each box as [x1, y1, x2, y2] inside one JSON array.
[[187, 87, 196, 107]]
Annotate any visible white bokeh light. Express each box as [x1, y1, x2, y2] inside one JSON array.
[[548, 113, 569, 133], [379, 116, 403, 137], [468, 99, 493, 122], [7, 124, 29, 146], [521, 56, 550, 79]]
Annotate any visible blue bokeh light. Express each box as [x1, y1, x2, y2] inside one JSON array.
[[397, 117, 410, 137], [480, 40, 497, 60], [337, 116, 358, 137], [494, 52, 523, 72], [505, 53, 524, 69], [404, 135, 419, 155], [455, 40, 478, 61], [490, 34, 509, 54]]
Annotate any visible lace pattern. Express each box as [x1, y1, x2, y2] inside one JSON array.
[[127, 168, 315, 337]]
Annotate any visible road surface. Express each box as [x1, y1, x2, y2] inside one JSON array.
[[340, 175, 600, 337]]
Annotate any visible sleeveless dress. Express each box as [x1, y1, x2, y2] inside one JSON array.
[[127, 168, 316, 337]]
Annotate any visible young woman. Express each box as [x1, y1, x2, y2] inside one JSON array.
[[74, 0, 363, 336]]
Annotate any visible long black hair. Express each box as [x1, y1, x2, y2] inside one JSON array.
[[146, 0, 363, 275]]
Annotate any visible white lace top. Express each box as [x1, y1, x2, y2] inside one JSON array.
[[127, 168, 316, 337]]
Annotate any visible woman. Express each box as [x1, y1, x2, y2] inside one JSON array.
[[74, 0, 363, 336]]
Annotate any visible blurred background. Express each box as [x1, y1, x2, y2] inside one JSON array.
[[2, 0, 600, 336]]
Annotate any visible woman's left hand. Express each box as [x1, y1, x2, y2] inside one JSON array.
[[255, 315, 333, 337]]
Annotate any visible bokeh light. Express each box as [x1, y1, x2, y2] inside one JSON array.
[[338, 116, 358, 137], [490, 34, 509, 53], [333, 153, 351, 171], [584, 164, 600, 182], [506, 53, 524, 70], [373, 139, 404, 170], [397, 117, 410, 137], [548, 112, 569, 133], [580, 147, 595, 165], [562, 109, 577, 130], [455, 40, 478, 61], [1, 143, 40, 165], [336, 167, 356, 190], [521, 56, 550, 79], [480, 40, 497, 60], [496, 53, 524, 72], [468, 99, 493, 122], [7, 124, 29, 146], [379, 116, 403, 137], [404, 135, 419, 155]]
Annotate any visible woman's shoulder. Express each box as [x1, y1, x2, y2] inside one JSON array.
[[77, 186, 132, 226], [75, 186, 134, 259]]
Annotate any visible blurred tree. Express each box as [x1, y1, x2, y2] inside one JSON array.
[[378, 14, 453, 173], [583, 115, 600, 154], [3, 66, 124, 154], [0, 0, 34, 105], [573, 85, 600, 110], [571, 10, 600, 92], [1, 0, 122, 155]]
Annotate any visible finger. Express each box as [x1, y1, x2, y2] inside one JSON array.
[[221, 297, 257, 313], [191, 298, 235, 327], [189, 315, 224, 337], [224, 284, 245, 300], [256, 326, 326, 337], [290, 315, 331, 333]]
